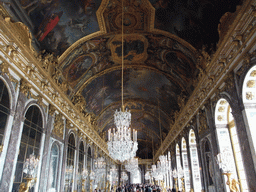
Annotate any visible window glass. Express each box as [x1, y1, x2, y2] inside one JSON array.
[[64, 134, 75, 192], [48, 143, 59, 192], [181, 138, 191, 192], [12, 106, 42, 192], [215, 99, 249, 191], [77, 141, 85, 192], [189, 129, 202, 192], [0, 79, 10, 145]]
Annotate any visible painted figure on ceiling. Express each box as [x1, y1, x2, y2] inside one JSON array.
[[67, 55, 93, 82], [38, 11, 63, 41]]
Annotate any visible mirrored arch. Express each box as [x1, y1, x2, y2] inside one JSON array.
[[65, 133, 76, 192], [181, 137, 191, 191], [215, 98, 249, 191], [189, 129, 202, 192], [47, 142, 60, 192], [12, 105, 43, 191], [242, 65, 256, 168]]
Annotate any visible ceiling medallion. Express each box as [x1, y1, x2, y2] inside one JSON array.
[[107, 0, 138, 163]]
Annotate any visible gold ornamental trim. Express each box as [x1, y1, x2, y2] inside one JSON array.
[[154, 0, 256, 162], [0, 14, 114, 161]]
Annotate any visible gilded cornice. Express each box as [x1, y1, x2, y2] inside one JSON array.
[[138, 159, 153, 165], [0, 13, 115, 162], [154, 0, 256, 162]]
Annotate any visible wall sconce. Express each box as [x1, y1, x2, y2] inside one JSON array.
[[172, 168, 178, 192], [216, 152, 239, 192], [178, 167, 185, 192], [89, 171, 95, 192], [19, 152, 40, 192]]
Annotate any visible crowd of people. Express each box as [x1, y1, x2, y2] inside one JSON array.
[[94, 184, 179, 192]]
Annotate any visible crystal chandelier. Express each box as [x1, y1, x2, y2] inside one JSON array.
[[110, 165, 118, 184], [125, 157, 138, 174], [94, 157, 106, 175], [152, 162, 163, 181], [121, 171, 128, 182], [159, 155, 169, 174], [23, 152, 40, 178], [216, 150, 235, 173], [80, 168, 88, 180], [145, 170, 151, 180], [172, 168, 178, 178], [177, 166, 184, 178], [107, 0, 138, 162]]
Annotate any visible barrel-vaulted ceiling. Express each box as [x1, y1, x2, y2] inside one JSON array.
[[7, 0, 241, 159]]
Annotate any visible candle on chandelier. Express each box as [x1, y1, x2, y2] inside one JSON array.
[[108, 129, 111, 141]]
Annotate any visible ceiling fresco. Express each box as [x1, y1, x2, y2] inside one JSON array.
[[17, 0, 102, 55], [60, 33, 197, 93], [4, 0, 242, 159], [7, 0, 241, 56], [81, 68, 180, 115]]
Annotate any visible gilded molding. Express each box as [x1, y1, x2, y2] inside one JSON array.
[[48, 104, 56, 116], [0, 14, 113, 161], [19, 79, 31, 97], [52, 113, 64, 138], [154, 0, 256, 161]]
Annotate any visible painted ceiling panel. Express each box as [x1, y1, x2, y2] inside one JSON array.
[[5, 0, 242, 159], [81, 68, 180, 116]]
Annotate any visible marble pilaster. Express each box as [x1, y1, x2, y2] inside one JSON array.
[[0, 92, 26, 192]]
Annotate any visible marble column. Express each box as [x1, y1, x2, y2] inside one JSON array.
[[0, 92, 26, 192]]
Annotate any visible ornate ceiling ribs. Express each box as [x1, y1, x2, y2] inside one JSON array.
[[153, 0, 256, 162]]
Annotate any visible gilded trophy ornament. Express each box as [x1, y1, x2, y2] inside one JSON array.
[[52, 113, 64, 138]]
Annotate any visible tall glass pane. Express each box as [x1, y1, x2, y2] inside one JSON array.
[[12, 106, 43, 192], [181, 138, 191, 192], [0, 79, 10, 146], [176, 144, 182, 190], [47, 143, 59, 192], [77, 142, 85, 192], [86, 147, 91, 191], [64, 134, 75, 192], [215, 99, 249, 191], [189, 129, 202, 192]]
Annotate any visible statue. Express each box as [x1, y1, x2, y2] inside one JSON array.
[[230, 179, 240, 192], [19, 183, 28, 192], [18, 178, 33, 192], [160, 180, 167, 192]]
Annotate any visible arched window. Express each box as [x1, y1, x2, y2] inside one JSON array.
[[215, 99, 249, 191], [202, 140, 214, 191], [242, 66, 256, 167], [168, 151, 172, 189], [0, 79, 10, 148], [47, 143, 59, 192], [176, 144, 182, 190], [77, 141, 85, 192], [189, 129, 202, 192], [65, 133, 76, 192], [12, 105, 43, 192], [86, 147, 92, 191], [181, 137, 191, 191]]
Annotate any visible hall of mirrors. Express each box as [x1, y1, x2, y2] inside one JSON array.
[[0, 0, 256, 191]]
